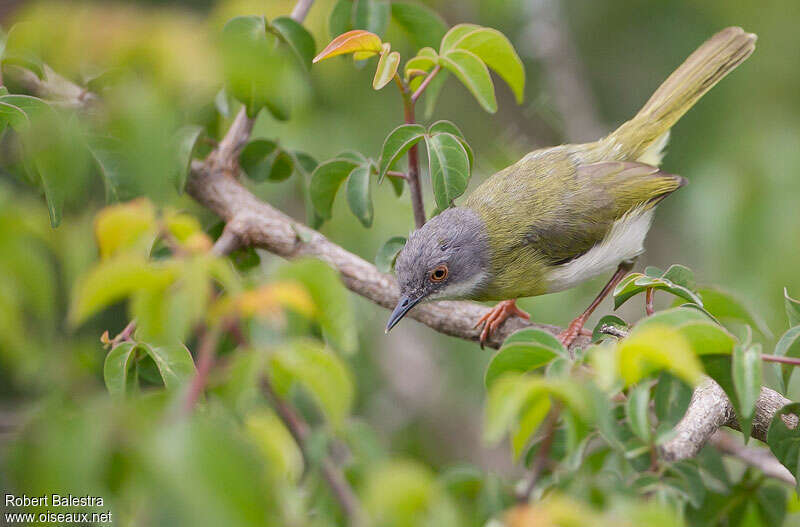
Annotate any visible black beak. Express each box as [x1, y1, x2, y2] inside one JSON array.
[[385, 295, 422, 333]]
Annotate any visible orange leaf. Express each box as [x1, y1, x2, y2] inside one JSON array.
[[313, 30, 382, 63]]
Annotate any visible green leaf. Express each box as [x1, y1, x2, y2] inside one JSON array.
[[592, 315, 629, 342], [69, 256, 176, 326], [372, 49, 400, 90], [503, 327, 566, 352], [270, 16, 316, 70], [653, 372, 692, 429], [221, 16, 291, 120], [440, 24, 480, 54], [484, 343, 559, 388], [378, 124, 425, 182], [511, 396, 551, 459], [2, 94, 88, 227], [87, 135, 127, 203], [390, 2, 447, 49], [353, 0, 390, 37], [733, 344, 762, 441], [676, 321, 736, 356], [449, 27, 525, 103], [309, 158, 359, 219], [138, 341, 197, 391], [246, 410, 304, 482], [614, 267, 702, 309], [698, 287, 771, 337], [276, 259, 358, 354], [484, 374, 587, 446], [0, 100, 29, 131], [440, 49, 497, 113], [239, 139, 278, 182], [375, 236, 406, 272], [425, 132, 471, 210], [427, 120, 473, 168], [270, 150, 294, 181], [271, 339, 354, 427], [775, 326, 800, 388], [626, 383, 653, 443], [345, 165, 373, 227], [174, 125, 203, 193], [104, 342, 138, 397], [766, 402, 800, 492], [786, 288, 800, 327]]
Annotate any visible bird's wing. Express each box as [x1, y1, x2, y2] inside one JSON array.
[[526, 161, 685, 265]]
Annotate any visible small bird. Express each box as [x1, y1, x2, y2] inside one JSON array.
[[386, 27, 756, 347]]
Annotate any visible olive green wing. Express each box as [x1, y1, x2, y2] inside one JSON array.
[[526, 161, 685, 265]]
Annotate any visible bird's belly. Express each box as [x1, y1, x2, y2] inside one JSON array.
[[545, 207, 654, 293]]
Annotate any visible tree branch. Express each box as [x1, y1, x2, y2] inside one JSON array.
[[186, 162, 575, 350], [4, 64, 97, 109], [658, 378, 796, 463], [710, 430, 795, 487]]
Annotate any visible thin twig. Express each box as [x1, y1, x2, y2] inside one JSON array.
[[183, 325, 222, 413], [410, 65, 441, 103], [385, 170, 408, 180], [290, 0, 314, 22], [110, 320, 137, 348], [761, 354, 800, 366], [710, 430, 795, 486], [262, 377, 365, 526], [516, 404, 561, 502], [400, 85, 426, 228]]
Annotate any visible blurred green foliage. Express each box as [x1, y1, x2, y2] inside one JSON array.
[[1, 1, 800, 526]]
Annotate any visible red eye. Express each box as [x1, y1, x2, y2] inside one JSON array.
[[430, 265, 448, 282]]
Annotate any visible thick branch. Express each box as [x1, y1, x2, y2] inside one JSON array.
[[659, 378, 796, 462], [186, 162, 575, 350], [5, 64, 97, 109]]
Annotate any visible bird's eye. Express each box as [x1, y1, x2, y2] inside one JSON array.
[[430, 265, 448, 282]]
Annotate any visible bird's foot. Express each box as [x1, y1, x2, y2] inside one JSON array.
[[474, 300, 530, 349], [557, 317, 590, 350]]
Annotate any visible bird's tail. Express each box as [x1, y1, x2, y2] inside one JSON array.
[[606, 27, 756, 161]]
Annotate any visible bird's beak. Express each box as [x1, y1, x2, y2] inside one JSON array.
[[385, 295, 422, 333]]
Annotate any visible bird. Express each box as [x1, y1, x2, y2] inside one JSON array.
[[385, 27, 756, 348]]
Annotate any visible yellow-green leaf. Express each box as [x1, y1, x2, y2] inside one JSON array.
[[93, 199, 157, 259], [616, 325, 703, 387], [271, 339, 354, 428], [70, 256, 176, 326], [373, 49, 400, 90]]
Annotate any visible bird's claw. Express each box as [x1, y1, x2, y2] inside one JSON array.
[[474, 300, 530, 349], [557, 317, 588, 350]]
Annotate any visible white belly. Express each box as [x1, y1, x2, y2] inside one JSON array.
[[545, 207, 654, 293]]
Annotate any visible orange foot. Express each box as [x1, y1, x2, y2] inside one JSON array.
[[557, 317, 592, 350], [474, 300, 530, 349]]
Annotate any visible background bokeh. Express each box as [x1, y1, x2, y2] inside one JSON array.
[[1, 0, 799, 524]]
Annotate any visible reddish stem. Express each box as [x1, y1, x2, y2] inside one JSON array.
[[410, 65, 441, 103], [183, 325, 221, 413], [762, 354, 800, 366], [645, 287, 655, 316]]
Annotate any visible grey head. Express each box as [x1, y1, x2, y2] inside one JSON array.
[[386, 207, 490, 332]]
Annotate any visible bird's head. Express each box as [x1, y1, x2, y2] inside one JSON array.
[[386, 207, 490, 332]]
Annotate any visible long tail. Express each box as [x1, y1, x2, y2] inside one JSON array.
[[606, 26, 756, 160]]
